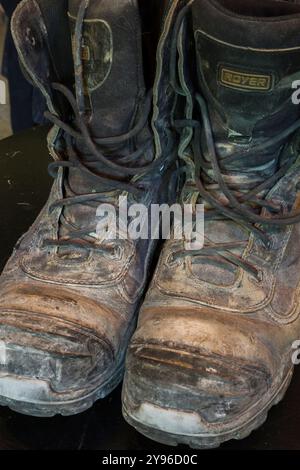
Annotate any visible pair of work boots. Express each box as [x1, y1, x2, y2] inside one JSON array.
[[1, 0, 300, 449]]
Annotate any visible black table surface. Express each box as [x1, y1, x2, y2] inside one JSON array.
[[0, 126, 299, 451]]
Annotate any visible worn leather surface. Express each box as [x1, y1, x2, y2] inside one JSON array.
[[0, 0, 179, 399]]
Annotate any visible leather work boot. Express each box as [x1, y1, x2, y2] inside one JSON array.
[[122, 0, 300, 448], [0, 0, 180, 417]]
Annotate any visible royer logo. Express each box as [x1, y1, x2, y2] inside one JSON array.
[[219, 67, 273, 92]]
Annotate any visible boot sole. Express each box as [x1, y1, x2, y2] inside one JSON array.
[[0, 363, 124, 417], [122, 366, 294, 449]]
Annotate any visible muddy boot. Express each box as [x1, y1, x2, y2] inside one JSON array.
[[0, 0, 179, 417], [122, 0, 300, 448]]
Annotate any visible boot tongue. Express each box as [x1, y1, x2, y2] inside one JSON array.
[[192, 0, 300, 139], [68, 0, 145, 138]]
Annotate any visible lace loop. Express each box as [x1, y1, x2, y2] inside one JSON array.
[[170, 5, 300, 278]]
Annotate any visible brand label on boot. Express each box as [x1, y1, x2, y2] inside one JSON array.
[[219, 67, 273, 92], [68, 14, 113, 92]]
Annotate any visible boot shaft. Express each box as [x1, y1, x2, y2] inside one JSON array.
[[11, 0, 170, 140]]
